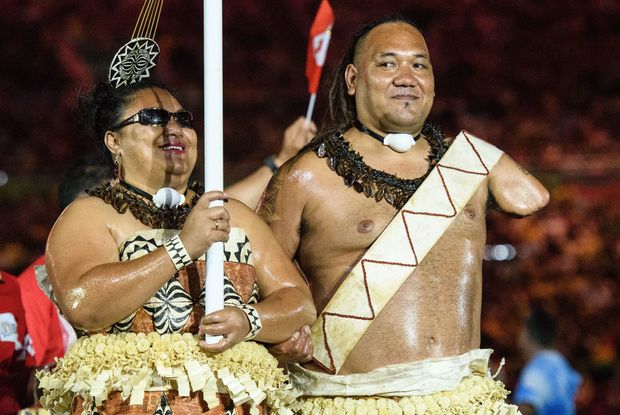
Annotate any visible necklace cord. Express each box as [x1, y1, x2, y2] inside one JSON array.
[[353, 120, 421, 144]]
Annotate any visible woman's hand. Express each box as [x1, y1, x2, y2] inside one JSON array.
[[198, 306, 250, 353], [179, 190, 230, 259]]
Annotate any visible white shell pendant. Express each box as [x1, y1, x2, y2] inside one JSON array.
[[153, 187, 185, 208], [383, 133, 415, 153]]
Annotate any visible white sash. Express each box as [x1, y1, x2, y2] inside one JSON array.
[[311, 131, 504, 374]]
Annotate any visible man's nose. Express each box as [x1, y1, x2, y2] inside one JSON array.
[[393, 64, 417, 87]]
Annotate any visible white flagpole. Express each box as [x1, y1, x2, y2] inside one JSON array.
[[304, 93, 317, 128], [204, 0, 224, 344]]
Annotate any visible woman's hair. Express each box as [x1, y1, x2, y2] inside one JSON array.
[[77, 79, 171, 155], [323, 14, 421, 135]]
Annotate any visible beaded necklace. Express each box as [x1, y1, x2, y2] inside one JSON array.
[[313, 123, 448, 209], [87, 181, 204, 229]]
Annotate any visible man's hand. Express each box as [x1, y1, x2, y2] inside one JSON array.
[[268, 325, 313, 364]]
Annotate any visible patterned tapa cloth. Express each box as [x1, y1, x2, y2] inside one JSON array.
[[38, 227, 288, 415]]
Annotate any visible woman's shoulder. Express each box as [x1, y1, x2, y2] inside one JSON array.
[[51, 195, 138, 241], [58, 195, 117, 222]]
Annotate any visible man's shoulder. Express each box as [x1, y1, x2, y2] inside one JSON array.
[[293, 143, 326, 166], [278, 146, 327, 182]]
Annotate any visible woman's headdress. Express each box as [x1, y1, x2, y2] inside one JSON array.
[[108, 0, 164, 88]]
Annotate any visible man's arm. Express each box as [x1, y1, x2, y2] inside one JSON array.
[[488, 154, 550, 216], [257, 156, 316, 363], [256, 158, 307, 259], [226, 199, 316, 344], [225, 117, 317, 210]]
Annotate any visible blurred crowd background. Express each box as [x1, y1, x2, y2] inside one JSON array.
[[0, 1, 618, 413]]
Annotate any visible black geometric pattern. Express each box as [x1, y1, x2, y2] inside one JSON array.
[[109, 38, 160, 89], [222, 274, 243, 306], [111, 310, 138, 333], [198, 273, 259, 309], [237, 303, 262, 340], [120, 234, 160, 261], [113, 228, 259, 334], [224, 232, 252, 264], [153, 392, 172, 415], [143, 278, 194, 334], [85, 401, 100, 415], [224, 398, 236, 415], [164, 235, 193, 271]]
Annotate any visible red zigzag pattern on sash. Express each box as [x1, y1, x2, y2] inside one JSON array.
[[314, 132, 493, 374]]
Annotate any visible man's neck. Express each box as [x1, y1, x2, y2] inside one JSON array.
[[356, 116, 424, 137]]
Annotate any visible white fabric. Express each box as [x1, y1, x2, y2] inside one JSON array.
[[289, 348, 493, 397], [0, 312, 19, 345]]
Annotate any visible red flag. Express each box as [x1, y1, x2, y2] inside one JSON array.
[[306, 0, 335, 94]]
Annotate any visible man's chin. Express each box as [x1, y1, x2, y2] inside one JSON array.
[[383, 118, 425, 133]]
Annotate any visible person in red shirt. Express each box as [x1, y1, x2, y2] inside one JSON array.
[[0, 269, 36, 415], [16, 256, 65, 369], [16, 156, 111, 369]]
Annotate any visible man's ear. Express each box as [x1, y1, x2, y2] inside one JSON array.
[[104, 130, 121, 155], [345, 64, 357, 96]]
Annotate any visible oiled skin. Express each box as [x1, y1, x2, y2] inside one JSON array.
[[46, 87, 316, 353], [260, 137, 548, 374], [258, 22, 549, 374]]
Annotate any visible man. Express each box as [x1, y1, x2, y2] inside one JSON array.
[[514, 309, 581, 415], [258, 15, 549, 413], [225, 116, 317, 210]]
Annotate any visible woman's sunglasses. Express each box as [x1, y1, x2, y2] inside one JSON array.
[[110, 107, 194, 130]]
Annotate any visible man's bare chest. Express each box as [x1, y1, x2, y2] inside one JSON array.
[[300, 179, 489, 257], [307, 190, 396, 248]]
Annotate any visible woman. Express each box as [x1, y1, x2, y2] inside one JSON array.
[[38, 80, 316, 414]]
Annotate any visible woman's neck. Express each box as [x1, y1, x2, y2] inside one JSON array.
[[122, 177, 188, 196]]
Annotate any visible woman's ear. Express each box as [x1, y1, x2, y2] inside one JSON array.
[[345, 64, 357, 96], [104, 130, 120, 155]]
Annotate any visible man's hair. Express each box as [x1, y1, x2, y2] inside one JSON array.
[[324, 14, 422, 134], [526, 308, 557, 347], [58, 155, 112, 209]]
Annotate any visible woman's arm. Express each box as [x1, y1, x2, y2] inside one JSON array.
[[46, 192, 230, 331], [199, 199, 316, 352]]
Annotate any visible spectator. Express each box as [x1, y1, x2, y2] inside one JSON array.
[[17, 156, 112, 369], [514, 308, 582, 415], [1, 269, 36, 415]]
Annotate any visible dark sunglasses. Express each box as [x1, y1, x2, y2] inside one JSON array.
[[110, 107, 194, 130]]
